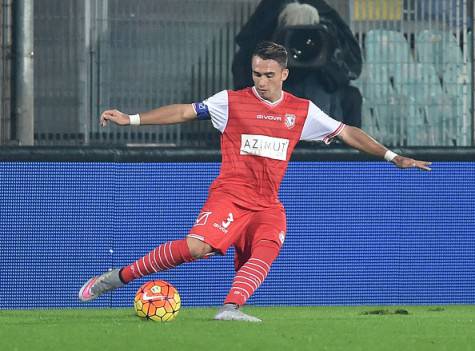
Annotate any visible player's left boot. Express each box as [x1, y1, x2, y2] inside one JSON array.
[[214, 303, 262, 322], [78, 269, 124, 302]]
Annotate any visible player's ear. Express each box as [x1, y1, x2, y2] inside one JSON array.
[[281, 68, 289, 81]]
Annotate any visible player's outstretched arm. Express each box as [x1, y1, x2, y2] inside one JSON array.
[[337, 125, 432, 171], [100, 104, 197, 127]]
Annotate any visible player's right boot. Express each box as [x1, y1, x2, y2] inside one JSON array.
[[78, 269, 125, 302], [214, 303, 262, 322]]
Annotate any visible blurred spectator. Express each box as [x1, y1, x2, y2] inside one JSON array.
[[233, 0, 363, 127]]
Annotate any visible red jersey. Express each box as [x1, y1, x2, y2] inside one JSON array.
[[193, 87, 344, 210]]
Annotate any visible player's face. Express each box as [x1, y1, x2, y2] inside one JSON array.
[[251, 56, 289, 102]]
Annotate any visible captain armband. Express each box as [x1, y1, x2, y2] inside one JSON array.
[[192, 102, 211, 120]]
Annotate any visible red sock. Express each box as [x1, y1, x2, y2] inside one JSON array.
[[119, 239, 194, 283], [224, 240, 280, 306]]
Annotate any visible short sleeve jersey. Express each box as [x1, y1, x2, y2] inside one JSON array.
[[193, 87, 345, 209]]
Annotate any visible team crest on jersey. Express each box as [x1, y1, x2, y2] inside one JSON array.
[[284, 114, 296, 129]]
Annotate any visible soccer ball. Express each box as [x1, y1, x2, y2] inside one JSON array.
[[134, 280, 181, 322]]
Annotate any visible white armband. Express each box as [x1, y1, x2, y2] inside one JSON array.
[[129, 114, 141, 126], [384, 150, 398, 162]]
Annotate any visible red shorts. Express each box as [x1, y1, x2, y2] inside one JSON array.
[[188, 191, 287, 264]]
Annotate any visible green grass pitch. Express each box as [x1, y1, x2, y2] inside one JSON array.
[[1, 306, 474, 351]]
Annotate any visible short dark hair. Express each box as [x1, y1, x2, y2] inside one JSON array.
[[252, 41, 288, 68]]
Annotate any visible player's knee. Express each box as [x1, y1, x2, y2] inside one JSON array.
[[252, 239, 281, 262], [186, 237, 214, 259]]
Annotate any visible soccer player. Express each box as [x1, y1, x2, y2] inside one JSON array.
[[79, 41, 431, 322]]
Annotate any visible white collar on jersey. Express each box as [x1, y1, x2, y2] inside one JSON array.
[[252, 86, 284, 106]]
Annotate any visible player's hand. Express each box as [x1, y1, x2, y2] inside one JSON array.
[[100, 109, 130, 127], [392, 156, 432, 171]]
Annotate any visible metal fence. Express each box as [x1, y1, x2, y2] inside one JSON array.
[[33, 0, 260, 147], [0, 0, 473, 146], [0, 0, 12, 145]]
